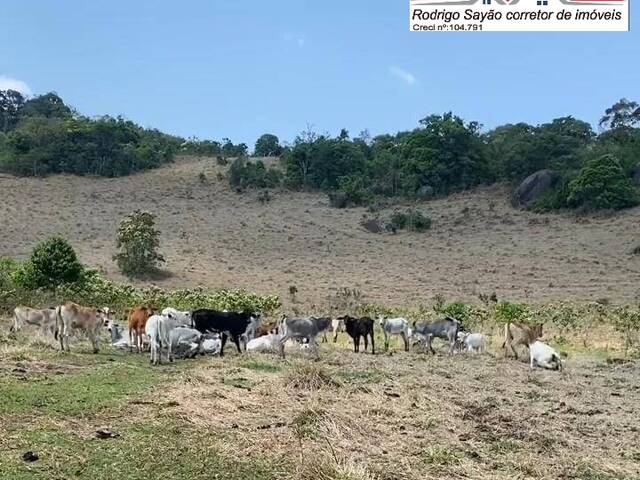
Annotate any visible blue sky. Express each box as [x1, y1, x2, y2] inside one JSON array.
[[1, 1, 638, 146]]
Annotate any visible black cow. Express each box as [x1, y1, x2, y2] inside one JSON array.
[[190, 309, 260, 356], [340, 315, 375, 354]]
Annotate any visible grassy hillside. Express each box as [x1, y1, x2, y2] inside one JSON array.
[[1, 155, 639, 308]]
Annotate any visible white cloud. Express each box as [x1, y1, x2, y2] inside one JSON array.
[[282, 33, 305, 48], [389, 66, 416, 86], [0, 76, 32, 95]]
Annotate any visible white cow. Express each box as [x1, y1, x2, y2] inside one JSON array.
[[247, 333, 283, 353], [106, 320, 131, 350], [145, 314, 173, 365], [529, 341, 563, 371], [161, 308, 192, 327], [12, 306, 57, 335], [201, 333, 222, 355], [170, 327, 203, 359], [378, 316, 410, 352]]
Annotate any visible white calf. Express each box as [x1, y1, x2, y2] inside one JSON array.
[[529, 341, 562, 371], [460, 332, 486, 354]]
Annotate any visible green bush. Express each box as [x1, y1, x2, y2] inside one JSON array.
[[612, 306, 640, 354], [493, 301, 532, 324], [0, 257, 20, 291], [386, 209, 432, 232], [439, 301, 470, 322], [113, 210, 165, 277], [14, 237, 84, 290], [567, 154, 638, 210], [228, 158, 281, 189]]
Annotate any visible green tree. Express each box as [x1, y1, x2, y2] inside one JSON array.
[[113, 211, 165, 277], [21, 92, 73, 120], [599, 98, 640, 130], [567, 154, 638, 210], [0, 89, 25, 133], [254, 133, 283, 156], [15, 236, 84, 289]]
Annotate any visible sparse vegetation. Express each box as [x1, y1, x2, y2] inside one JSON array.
[[386, 209, 432, 233], [228, 157, 282, 189]]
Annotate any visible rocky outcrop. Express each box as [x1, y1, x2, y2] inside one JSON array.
[[511, 169, 558, 209]]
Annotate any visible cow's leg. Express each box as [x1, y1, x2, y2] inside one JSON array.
[[90, 331, 99, 354], [401, 332, 409, 352], [279, 334, 288, 359], [448, 333, 455, 355], [220, 333, 228, 357], [322, 332, 327, 343], [363, 334, 368, 353], [353, 336, 358, 353], [384, 331, 389, 351], [232, 334, 242, 354], [507, 340, 519, 360], [58, 323, 65, 352], [310, 337, 320, 360], [370, 332, 375, 355], [333, 328, 339, 343], [426, 335, 436, 355]]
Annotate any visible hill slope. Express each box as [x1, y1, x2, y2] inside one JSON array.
[[1, 156, 639, 307]]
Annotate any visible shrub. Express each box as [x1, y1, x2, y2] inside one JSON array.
[[532, 176, 572, 212], [386, 209, 432, 232], [567, 154, 638, 210], [612, 306, 640, 354], [14, 236, 84, 289], [0, 257, 19, 291], [328, 175, 373, 208], [228, 158, 281, 189], [494, 301, 532, 324], [439, 301, 470, 322], [113, 210, 165, 277]]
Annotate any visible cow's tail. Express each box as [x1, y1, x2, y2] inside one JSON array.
[[276, 314, 287, 338], [501, 322, 512, 349], [10, 307, 19, 333], [54, 306, 62, 340]]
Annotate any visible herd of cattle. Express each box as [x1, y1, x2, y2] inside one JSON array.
[[9, 302, 563, 371]]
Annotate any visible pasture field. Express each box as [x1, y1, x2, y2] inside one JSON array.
[[1, 320, 639, 480], [1, 155, 640, 308]]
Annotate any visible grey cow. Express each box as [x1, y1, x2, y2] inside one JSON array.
[[170, 327, 204, 359], [413, 316, 463, 355], [278, 316, 332, 359]]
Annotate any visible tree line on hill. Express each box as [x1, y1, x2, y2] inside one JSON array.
[[2, 88, 639, 211], [0, 89, 247, 176], [236, 99, 640, 212]]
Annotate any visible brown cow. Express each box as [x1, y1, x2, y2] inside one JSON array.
[[502, 322, 543, 360], [55, 302, 107, 353], [128, 306, 154, 353]]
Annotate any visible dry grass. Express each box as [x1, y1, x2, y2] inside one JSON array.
[[0, 319, 639, 479], [1, 155, 640, 308], [151, 342, 640, 480]]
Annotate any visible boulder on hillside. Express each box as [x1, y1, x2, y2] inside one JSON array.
[[511, 169, 558, 209]]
